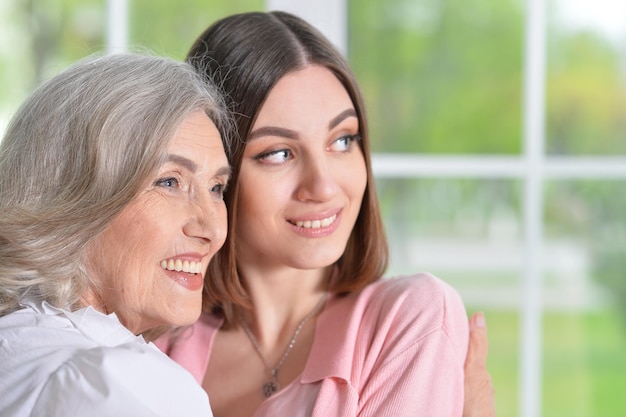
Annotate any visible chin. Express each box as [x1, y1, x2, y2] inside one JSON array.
[[293, 253, 344, 270], [166, 300, 203, 327]]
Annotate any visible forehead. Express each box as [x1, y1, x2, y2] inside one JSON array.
[[168, 111, 228, 167], [256, 65, 355, 123], [172, 111, 220, 143]]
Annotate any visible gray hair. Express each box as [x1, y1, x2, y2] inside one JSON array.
[[0, 53, 231, 316]]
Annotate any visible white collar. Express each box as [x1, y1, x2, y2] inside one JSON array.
[[19, 299, 144, 347]]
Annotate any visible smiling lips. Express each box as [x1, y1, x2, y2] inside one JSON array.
[[160, 258, 204, 291], [291, 213, 337, 229], [160, 259, 203, 274]]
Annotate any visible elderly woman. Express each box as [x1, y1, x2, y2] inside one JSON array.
[[0, 53, 230, 416]]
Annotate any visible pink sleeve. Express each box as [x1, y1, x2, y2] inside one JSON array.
[[152, 313, 220, 385], [358, 276, 469, 416]]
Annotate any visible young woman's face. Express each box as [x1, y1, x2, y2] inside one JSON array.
[[86, 111, 230, 334], [236, 65, 367, 271]]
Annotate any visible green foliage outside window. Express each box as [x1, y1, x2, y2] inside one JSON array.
[[349, 0, 524, 154], [2, 1, 626, 415], [0, 0, 263, 121]]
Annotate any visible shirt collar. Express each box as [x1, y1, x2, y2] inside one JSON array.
[[20, 298, 142, 347], [301, 289, 358, 383]]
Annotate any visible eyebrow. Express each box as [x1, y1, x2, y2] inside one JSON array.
[[166, 154, 198, 172], [166, 154, 232, 178], [248, 108, 358, 142], [248, 126, 298, 141], [215, 165, 232, 179], [328, 108, 358, 130]]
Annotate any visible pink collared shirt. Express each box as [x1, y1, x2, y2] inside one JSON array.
[[157, 273, 468, 416]]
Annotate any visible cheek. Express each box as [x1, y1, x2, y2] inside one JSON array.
[[112, 218, 158, 254], [344, 155, 368, 202], [118, 198, 177, 244], [92, 225, 144, 280], [357, 161, 368, 196], [237, 168, 281, 214], [236, 184, 266, 232], [95, 204, 167, 271], [214, 203, 229, 248]]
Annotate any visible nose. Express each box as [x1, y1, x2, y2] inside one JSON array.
[[295, 153, 339, 202], [182, 190, 227, 251]]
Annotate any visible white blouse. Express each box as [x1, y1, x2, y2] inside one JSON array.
[[0, 299, 212, 417]]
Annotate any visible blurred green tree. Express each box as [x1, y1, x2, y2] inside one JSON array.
[[349, 0, 524, 154]]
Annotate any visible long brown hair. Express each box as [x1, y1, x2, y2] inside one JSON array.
[[188, 11, 389, 326]]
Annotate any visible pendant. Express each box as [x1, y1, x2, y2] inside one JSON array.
[[262, 380, 280, 397]]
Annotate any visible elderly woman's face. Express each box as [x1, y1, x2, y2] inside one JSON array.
[[85, 111, 230, 334]]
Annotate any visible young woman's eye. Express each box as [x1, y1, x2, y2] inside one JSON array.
[[254, 148, 292, 164], [155, 177, 180, 188], [330, 134, 361, 152]]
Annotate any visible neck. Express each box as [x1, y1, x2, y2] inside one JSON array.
[[239, 290, 327, 398], [238, 266, 331, 348]]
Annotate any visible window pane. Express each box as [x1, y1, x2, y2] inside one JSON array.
[[0, 0, 263, 135], [1, 0, 105, 132], [377, 177, 522, 416], [129, 0, 263, 60], [349, 0, 524, 154], [543, 179, 626, 416], [547, 0, 626, 155]]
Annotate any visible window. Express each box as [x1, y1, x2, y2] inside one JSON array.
[[2, 1, 625, 415], [348, 0, 626, 416]]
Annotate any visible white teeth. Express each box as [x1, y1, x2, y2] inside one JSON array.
[[295, 214, 337, 229], [160, 259, 202, 274]]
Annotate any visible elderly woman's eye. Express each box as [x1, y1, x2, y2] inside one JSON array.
[[155, 177, 179, 188], [210, 182, 227, 199]]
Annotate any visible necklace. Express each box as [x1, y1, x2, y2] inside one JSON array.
[[240, 294, 327, 398]]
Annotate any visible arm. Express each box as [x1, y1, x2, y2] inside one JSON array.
[[357, 276, 469, 417], [359, 328, 467, 416], [463, 312, 496, 417]]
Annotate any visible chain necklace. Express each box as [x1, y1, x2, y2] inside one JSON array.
[[240, 294, 327, 398]]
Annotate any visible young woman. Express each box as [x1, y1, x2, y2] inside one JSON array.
[[158, 11, 492, 417]]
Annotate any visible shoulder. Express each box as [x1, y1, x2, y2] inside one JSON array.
[[365, 272, 457, 303], [344, 272, 469, 361], [307, 273, 468, 385], [360, 273, 467, 334], [29, 344, 211, 416], [0, 307, 211, 417], [323, 272, 468, 346], [154, 312, 222, 384]]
